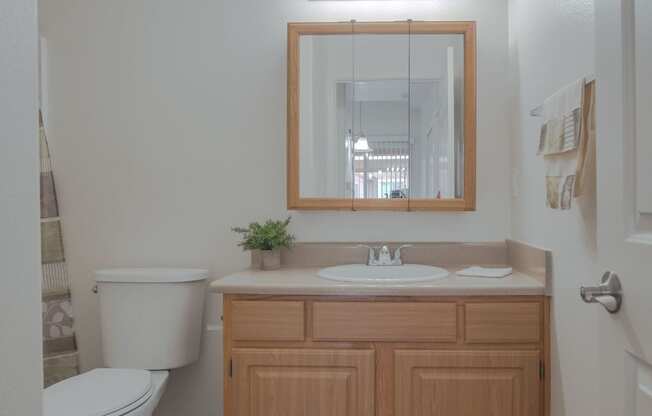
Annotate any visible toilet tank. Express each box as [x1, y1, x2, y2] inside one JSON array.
[[95, 268, 208, 370]]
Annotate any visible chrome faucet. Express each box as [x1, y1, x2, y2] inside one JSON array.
[[357, 244, 413, 266]]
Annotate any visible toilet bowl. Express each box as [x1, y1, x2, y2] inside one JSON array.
[[43, 268, 207, 416], [44, 369, 168, 416]]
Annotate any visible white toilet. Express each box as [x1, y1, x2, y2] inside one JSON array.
[[44, 268, 208, 416]]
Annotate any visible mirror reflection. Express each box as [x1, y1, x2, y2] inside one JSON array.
[[298, 31, 465, 201]]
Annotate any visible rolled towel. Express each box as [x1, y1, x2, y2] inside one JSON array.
[[456, 266, 513, 278]]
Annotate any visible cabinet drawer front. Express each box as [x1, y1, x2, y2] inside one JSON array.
[[313, 302, 457, 342], [232, 301, 305, 341], [465, 302, 541, 343]]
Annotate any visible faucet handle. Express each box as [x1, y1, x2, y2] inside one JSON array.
[[352, 244, 378, 265], [392, 244, 413, 265]]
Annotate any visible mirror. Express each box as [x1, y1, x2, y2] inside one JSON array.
[[288, 21, 476, 211]]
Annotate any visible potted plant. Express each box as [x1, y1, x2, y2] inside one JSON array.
[[232, 217, 295, 270]]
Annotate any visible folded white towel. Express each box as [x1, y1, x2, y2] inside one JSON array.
[[456, 266, 513, 278], [538, 78, 585, 155]]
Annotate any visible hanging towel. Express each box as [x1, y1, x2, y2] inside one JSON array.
[[456, 266, 513, 278], [40, 111, 80, 387], [537, 78, 593, 210]]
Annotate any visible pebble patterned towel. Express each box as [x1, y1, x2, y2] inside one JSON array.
[[456, 266, 513, 278], [40, 111, 80, 386]]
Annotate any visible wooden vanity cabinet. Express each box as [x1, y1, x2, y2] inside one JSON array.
[[223, 295, 549, 416]]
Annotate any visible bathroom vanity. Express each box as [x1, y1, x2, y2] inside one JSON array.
[[212, 242, 551, 416]]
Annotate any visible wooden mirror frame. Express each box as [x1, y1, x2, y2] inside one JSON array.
[[287, 21, 476, 211]]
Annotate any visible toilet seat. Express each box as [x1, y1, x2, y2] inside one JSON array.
[[44, 368, 153, 416]]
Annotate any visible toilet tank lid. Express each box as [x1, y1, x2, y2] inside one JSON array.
[[95, 268, 209, 283]]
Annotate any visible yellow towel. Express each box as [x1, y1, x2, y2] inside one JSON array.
[[574, 80, 596, 197]]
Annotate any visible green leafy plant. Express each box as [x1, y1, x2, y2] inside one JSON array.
[[232, 217, 295, 251]]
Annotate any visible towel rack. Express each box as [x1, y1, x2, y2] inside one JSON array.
[[529, 75, 596, 117]]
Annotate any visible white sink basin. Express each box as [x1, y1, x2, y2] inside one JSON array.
[[317, 264, 449, 283]]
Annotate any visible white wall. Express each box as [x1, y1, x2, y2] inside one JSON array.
[[0, 0, 43, 415], [508, 1, 599, 415], [39, 0, 510, 414]]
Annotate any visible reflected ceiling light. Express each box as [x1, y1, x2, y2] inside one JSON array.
[[354, 101, 373, 153], [354, 136, 372, 153]]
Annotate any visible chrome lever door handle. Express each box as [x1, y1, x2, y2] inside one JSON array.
[[580, 271, 622, 313]]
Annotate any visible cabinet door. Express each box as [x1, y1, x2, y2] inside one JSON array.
[[395, 350, 540, 416], [232, 349, 375, 416]]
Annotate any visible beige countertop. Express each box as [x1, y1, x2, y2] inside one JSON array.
[[210, 266, 545, 296]]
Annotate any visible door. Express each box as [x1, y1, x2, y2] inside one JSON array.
[[596, 1, 652, 415], [231, 349, 375, 416], [395, 350, 541, 416]]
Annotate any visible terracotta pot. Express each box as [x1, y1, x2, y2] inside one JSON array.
[[261, 248, 281, 270]]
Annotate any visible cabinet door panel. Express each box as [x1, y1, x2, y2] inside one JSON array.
[[232, 349, 374, 416], [395, 350, 540, 416]]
